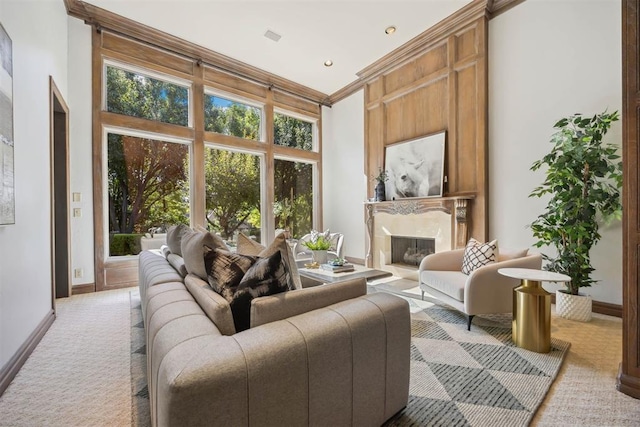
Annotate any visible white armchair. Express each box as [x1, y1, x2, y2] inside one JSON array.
[[418, 248, 542, 330], [294, 232, 344, 261]]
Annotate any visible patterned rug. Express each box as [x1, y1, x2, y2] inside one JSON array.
[[129, 290, 569, 427]]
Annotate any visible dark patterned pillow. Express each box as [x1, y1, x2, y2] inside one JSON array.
[[203, 246, 257, 301], [461, 238, 498, 275], [229, 250, 290, 332]]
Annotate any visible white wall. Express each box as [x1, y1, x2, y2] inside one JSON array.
[[67, 17, 94, 286], [322, 90, 366, 260], [489, 0, 622, 304], [0, 0, 68, 366]]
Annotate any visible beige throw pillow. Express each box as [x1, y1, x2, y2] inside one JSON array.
[[236, 233, 302, 290], [166, 224, 191, 256], [181, 230, 229, 280]]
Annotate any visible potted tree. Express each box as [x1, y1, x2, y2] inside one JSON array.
[[529, 110, 622, 321], [372, 168, 389, 202]]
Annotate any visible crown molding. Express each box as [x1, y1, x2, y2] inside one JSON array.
[[63, 0, 331, 106]]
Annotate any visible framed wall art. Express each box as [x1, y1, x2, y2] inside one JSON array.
[[0, 23, 13, 225], [385, 131, 446, 200]]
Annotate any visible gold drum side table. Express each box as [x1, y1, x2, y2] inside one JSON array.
[[498, 268, 571, 353]]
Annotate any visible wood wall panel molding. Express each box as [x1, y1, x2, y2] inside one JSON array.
[[64, 0, 330, 106], [356, 0, 488, 83], [364, 14, 488, 242], [618, 0, 640, 400]]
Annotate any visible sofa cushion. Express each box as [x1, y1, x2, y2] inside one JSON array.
[[166, 224, 191, 256], [461, 238, 498, 275], [497, 248, 529, 262], [181, 230, 229, 280], [250, 277, 367, 328], [237, 233, 302, 290], [166, 253, 188, 278], [184, 274, 236, 336], [230, 250, 291, 332], [420, 270, 468, 302], [203, 247, 257, 300]]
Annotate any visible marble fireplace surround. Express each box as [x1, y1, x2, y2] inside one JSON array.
[[365, 196, 473, 279]]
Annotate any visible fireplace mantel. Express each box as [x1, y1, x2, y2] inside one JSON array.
[[364, 195, 474, 268]]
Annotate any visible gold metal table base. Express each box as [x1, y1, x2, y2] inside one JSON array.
[[512, 279, 551, 353]]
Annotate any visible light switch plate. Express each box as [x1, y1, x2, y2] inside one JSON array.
[[73, 208, 82, 217], [72, 192, 81, 202]]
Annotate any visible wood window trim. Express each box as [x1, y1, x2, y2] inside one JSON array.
[[91, 28, 322, 290]]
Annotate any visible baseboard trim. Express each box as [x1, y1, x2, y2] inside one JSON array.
[[0, 309, 55, 396], [617, 364, 640, 399], [549, 294, 622, 318], [346, 256, 365, 266], [72, 283, 96, 295]]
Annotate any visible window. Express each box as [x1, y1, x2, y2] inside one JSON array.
[[107, 132, 190, 256], [274, 112, 314, 151], [274, 159, 313, 239], [204, 93, 261, 140], [205, 147, 262, 244], [106, 65, 189, 126]]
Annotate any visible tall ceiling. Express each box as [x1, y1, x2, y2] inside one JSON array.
[[82, 0, 472, 95]]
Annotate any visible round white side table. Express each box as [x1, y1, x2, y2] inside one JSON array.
[[498, 268, 571, 353]]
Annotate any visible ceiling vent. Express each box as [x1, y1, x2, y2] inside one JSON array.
[[264, 30, 282, 42]]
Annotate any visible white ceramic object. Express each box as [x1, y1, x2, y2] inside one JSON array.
[[556, 290, 592, 322], [312, 250, 328, 265]]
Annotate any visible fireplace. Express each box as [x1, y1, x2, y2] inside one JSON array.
[[391, 236, 435, 267]]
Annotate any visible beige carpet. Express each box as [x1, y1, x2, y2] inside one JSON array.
[[0, 283, 639, 426], [0, 289, 131, 426]]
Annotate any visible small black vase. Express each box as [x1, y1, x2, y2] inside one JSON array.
[[374, 181, 386, 202]]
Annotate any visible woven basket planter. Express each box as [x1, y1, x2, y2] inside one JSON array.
[[556, 290, 592, 322]]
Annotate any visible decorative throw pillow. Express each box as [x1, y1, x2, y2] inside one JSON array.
[[203, 246, 257, 301], [181, 230, 229, 279], [166, 224, 191, 256], [236, 233, 302, 290], [461, 238, 498, 275], [229, 250, 290, 332]]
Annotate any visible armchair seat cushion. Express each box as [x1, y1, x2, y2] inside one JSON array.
[[420, 270, 467, 302]]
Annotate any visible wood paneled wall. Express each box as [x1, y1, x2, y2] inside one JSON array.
[[618, 0, 640, 400], [364, 12, 488, 241]]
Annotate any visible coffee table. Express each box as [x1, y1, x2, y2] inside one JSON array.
[[296, 261, 392, 288]]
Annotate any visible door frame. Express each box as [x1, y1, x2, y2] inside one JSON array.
[[49, 76, 71, 307]]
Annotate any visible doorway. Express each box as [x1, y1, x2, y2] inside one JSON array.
[[49, 77, 70, 303]]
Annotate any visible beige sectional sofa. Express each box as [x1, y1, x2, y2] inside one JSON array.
[[138, 233, 411, 427]]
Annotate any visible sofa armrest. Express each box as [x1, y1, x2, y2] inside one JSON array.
[[155, 292, 410, 427], [464, 252, 543, 314], [250, 277, 366, 328], [419, 248, 465, 272]]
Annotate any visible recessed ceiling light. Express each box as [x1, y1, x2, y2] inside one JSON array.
[[264, 30, 282, 42], [324, 60, 333, 67], [385, 26, 397, 35]]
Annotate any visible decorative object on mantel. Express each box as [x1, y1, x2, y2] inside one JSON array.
[[385, 131, 446, 200], [372, 167, 388, 202], [529, 110, 622, 322]]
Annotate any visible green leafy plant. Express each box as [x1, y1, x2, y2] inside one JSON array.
[[303, 235, 332, 251], [529, 110, 622, 295], [372, 167, 389, 184]]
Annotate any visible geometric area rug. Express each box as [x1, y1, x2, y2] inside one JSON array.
[[384, 298, 571, 427], [129, 290, 569, 427]]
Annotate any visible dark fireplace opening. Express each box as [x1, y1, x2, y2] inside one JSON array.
[[391, 236, 435, 267]]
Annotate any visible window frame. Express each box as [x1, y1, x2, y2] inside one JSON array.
[[203, 142, 267, 244], [203, 87, 266, 143], [273, 107, 319, 152], [103, 59, 194, 128], [102, 125, 193, 261]]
